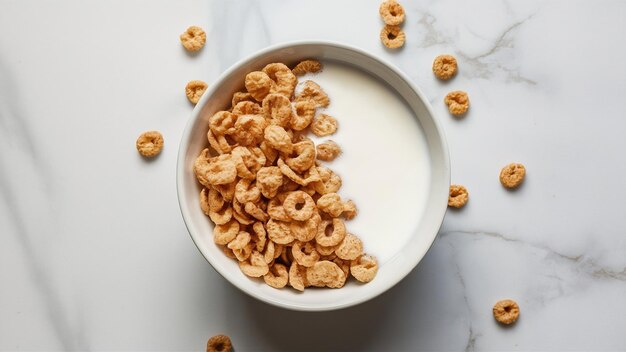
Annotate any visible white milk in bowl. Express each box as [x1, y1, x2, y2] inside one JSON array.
[[302, 62, 431, 264]]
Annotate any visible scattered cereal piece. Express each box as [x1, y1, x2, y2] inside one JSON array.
[[380, 25, 405, 49], [350, 254, 378, 283], [186, 80, 208, 104], [316, 140, 342, 161], [379, 0, 405, 26], [311, 114, 338, 137], [448, 185, 468, 208], [444, 91, 469, 115], [500, 163, 526, 189], [136, 131, 164, 157], [206, 334, 232, 352], [180, 26, 206, 52], [493, 299, 520, 325], [432, 54, 458, 80], [292, 59, 323, 76], [295, 81, 330, 108]]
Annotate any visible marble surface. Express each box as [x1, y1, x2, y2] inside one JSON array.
[[1, 0, 626, 350]]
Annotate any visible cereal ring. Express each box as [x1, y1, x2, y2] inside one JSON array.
[[179, 26, 206, 52], [233, 242, 253, 262], [239, 251, 269, 277], [380, 25, 405, 49], [262, 63, 297, 97], [295, 81, 329, 108], [232, 114, 267, 146], [235, 178, 261, 203], [311, 114, 338, 137], [292, 59, 323, 76], [259, 141, 278, 165], [500, 163, 526, 189], [310, 166, 342, 194], [232, 198, 254, 225], [306, 260, 345, 288], [315, 242, 338, 256], [283, 191, 316, 221], [207, 130, 236, 154], [256, 166, 284, 199], [209, 111, 236, 136], [213, 220, 240, 245], [227, 231, 251, 250], [493, 299, 520, 325], [289, 262, 307, 291], [316, 140, 342, 162], [342, 200, 357, 220], [350, 254, 378, 283], [264, 125, 293, 154], [432, 55, 458, 80], [263, 263, 289, 289], [291, 241, 320, 267], [194, 151, 237, 186], [290, 211, 321, 242], [267, 193, 291, 222], [214, 181, 236, 202], [379, 0, 405, 26], [222, 246, 237, 260], [444, 91, 469, 115], [209, 206, 233, 225], [232, 101, 262, 116], [251, 222, 267, 252], [136, 131, 164, 157], [263, 240, 276, 264], [448, 184, 468, 208], [333, 257, 350, 282], [277, 158, 321, 186], [244, 201, 269, 222], [262, 94, 293, 127], [206, 334, 232, 352], [316, 218, 346, 247], [185, 80, 208, 104], [317, 193, 344, 217], [207, 187, 225, 212], [285, 140, 316, 173], [266, 219, 295, 245], [335, 233, 363, 261], [245, 71, 273, 102], [199, 188, 212, 215], [291, 100, 316, 131], [232, 91, 256, 108], [231, 146, 264, 179]]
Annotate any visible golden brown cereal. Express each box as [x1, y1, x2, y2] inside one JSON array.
[[317, 193, 344, 217], [262, 63, 297, 97], [306, 260, 345, 288], [311, 114, 338, 137], [227, 231, 251, 250], [239, 251, 269, 277], [232, 101, 262, 116], [245, 71, 273, 102], [285, 140, 316, 173], [264, 125, 293, 154], [380, 25, 405, 49], [444, 91, 469, 115], [342, 200, 357, 220], [232, 91, 256, 107], [215, 181, 236, 202], [283, 191, 316, 221], [291, 100, 316, 131], [292, 60, 323, 76], [350, 254, 378, 283], [335, 233, 363, 261], [207, 130, 235, 154], [209, 206, 233, 225], [289, 212, 321, 242], [266, 219, 295, 244], [263, 263, 289, 288], [256, 166, 284, 199], [199, 188, 212, 215], [448, 184, 469, 208], [251, 221, 267, 252], [206, 334, 232, 352], [316, 218, 347, 247], [500, 163, 526, 189], [244, 201, 269, 222], [235, 178, 261, 203], [185, 80, 208, 104], [136, 131, 164, 157], [277, 158, 321, 186], [310, 166, 342, 194], [232, 242, 253, 262], [291, 241, 320, 267], [213, 220, 240, 245], [259, 141, 279, 165], [289, 262, 307, 291], [180, 26, 206, 52], [232, 114, 267, 146], [432, 55, 458, 80], [493, 299, 520, 325], [315, 242, 339, 256], [267, 194, 291, 221], [316, 140, 342, 162], [194, 152, 238, 186], [379, 0, 405, 26], [209, 111, 236, 136], [295, 81, 330, 108], [262, 94, 293, 127]]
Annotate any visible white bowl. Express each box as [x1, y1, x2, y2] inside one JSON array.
[[177, 41, 450, 311]]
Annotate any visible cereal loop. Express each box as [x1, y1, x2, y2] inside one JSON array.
[[185, 80, 208, 104], [292, 60, 323, 76], [263, 263, 289, 288], [448, 184, 469, 208], [291, 241, 320, 267], [291, 100, 316, 131], [206, 334, 232, 352], [232, 101, 262, 116], [350, 254, 378, 283], [316, 218, 347, 247], [311, 114, 338, 137], [266, 219, 295, 244], [256, 166, 284, 199], [379, 0, 405, 26], [227, 231, 251, 250], [245, 71, 273, 102], [290, 211, 321, 242], [262, 63, 297, 98], [136, 131, 164, 157], [316, 140, 342, 161], [289, 262, 307, 291], [239, 251, 269, 277], [499, 163, 526, 189], [262, 93, 293, 127], [335, 233, 363, 261], [285, 140, 316, 173], [209, 111, 236, 136], [180, 26, 206, 52], [232, 114, 267, 146], [432, 55, 458, 80], [296, 81, 329, 108], [283, 191, 316, 221], [317, 193, 344, 217], [264, 125, 293, 154], [444, 91, 469, 116], [380, 25, 405, 49], [213, 220, 240, 245], [493, 299, 520, 325], [306, 260, 345, 288]]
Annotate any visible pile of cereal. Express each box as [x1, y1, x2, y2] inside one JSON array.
[[193, 60, 378, 290]]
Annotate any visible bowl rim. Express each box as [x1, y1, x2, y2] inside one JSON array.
[[176, 40, 450, 311]]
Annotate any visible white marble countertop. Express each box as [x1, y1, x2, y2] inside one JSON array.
[[2, 0, 626, 350]]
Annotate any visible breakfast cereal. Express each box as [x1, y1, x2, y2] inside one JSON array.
[[493, 299, 520, 325], [444, 90, 469, 115], [432, 55, 458, 80], [311, 114, 338, 137], [380, 25, 405, 49], [292, 59, 323, 76], [448, 184, 469, 208], [206, 334, 232, 352], [180, 26, 206, 52], [185, 80, 208, 104], [136, 131, 164, 157], [500, 163, 526, 189]]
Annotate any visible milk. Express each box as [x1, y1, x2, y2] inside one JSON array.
[[301, 62, 431, 263]]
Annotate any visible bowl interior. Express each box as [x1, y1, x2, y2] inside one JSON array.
[[177, 42, 450, 311]]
